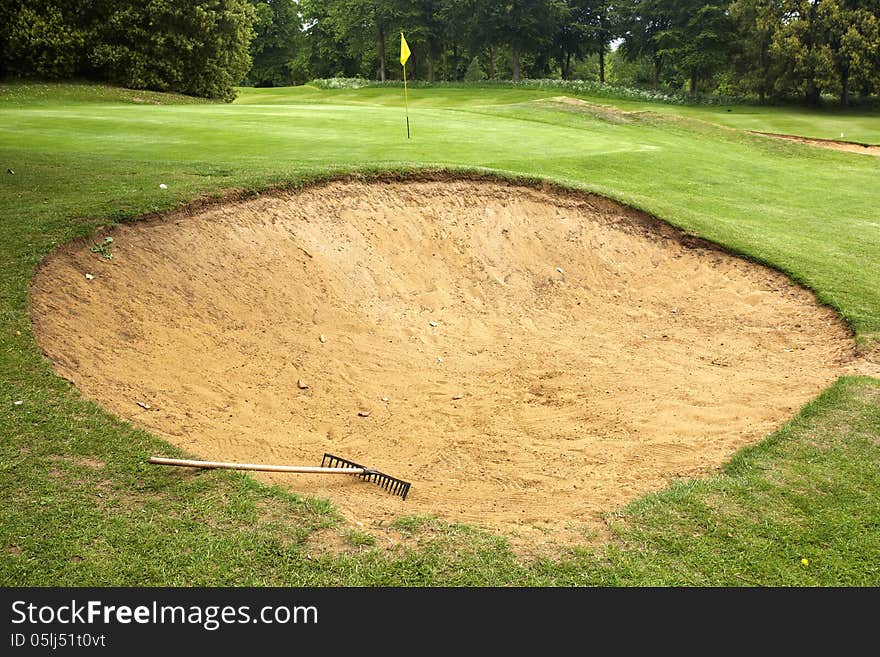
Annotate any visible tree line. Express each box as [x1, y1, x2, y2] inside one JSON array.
[[2, 1, 879, 107]]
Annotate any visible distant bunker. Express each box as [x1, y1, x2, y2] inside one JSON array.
[[31, 179, 853, 545]]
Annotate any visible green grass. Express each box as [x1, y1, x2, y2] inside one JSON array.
[[523, 91, 880, 145], [0, 80, 215, 106], [1, 82, 878, 586], [236, 83, 880, 144], [623, 103, 880, 145]]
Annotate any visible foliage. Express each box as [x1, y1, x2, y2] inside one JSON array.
[[464, 57, 487, 81], [656, 0, 735, 94], [300, 0, 402, 81], [4, 0, 877, 106], [245, 0, 304, 86], [90, 0, 255, 102], [729, 0, 880, 107], [294, 0, 880, 106], [1, 0, 255, 101], [614, 0, 674, 89], [3, 2, 86, 79], [89, 236, 114, 260], [729, 0, 786, 101], [309, 76, 741, 105], [310, 77, 374, 90]]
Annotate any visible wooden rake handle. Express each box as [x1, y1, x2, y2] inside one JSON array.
[[148, 456, 367, 475]]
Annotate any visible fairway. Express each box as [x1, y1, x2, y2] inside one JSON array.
[[2, 83, 879, 585]]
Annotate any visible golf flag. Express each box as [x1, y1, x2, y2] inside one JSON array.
[[400, 31, 411, 139], [400, 32, 411, 66]]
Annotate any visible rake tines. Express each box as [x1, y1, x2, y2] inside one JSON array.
[[322, 453, 412, 500]]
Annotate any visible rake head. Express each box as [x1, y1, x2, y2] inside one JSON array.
[[322, 453, 411, 500]]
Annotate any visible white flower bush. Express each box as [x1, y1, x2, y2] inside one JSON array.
[[309, 76, 740, 106], [311, 78, 373, 89]]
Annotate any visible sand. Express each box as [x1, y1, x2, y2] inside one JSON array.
[[751, 131, 880, 156], [30, 179, 857, 548]]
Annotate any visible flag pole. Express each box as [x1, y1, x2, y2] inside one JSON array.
[[403, 61, 410, 139], [400, 31, 411, 139]]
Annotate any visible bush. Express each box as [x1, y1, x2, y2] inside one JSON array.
[[1, 0, 255, 102], [463, 57, 486, 82], [310, 77, 372, 90], [89, 1, 255, 102], [309, 77, 745, 107], [3, 6, 84, 79]]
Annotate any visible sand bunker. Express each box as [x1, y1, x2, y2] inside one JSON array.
[[30, 179, 855, 547], [751, 131, 880, 156]]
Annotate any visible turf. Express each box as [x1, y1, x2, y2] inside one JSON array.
[[1, 82, 878, 586], [238, 84, 880, 143], [556, 96, 880, 145]]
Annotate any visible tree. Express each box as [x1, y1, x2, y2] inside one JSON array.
[[618, 0, 675, 88], [440, 0, 509, 79], [297, 0, 364, 78], [501, 1, 564, 82], [656, 0, 734, 94], [1, 0, 256, 101], [760, 0, 880, 106], [818, 0, 880, 106], [555, 1, 589, 80], [315, 0, 401, 81], [398, 0, 445, 81], [89, 0, 255, 101], [771, 0, 828, 105], [247, 0, 303, 86], [464, 56, 487, 80], [2, 1, 89, 79], [584, 0, 619, 83], [845, 2, 880, 98], [730, 0, 786, 102]]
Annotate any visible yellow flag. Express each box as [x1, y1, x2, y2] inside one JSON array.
[[400, 32, 411, 66], [400, 32, 411, 138]]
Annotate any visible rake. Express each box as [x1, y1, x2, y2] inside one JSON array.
[[148, 453, 411, 500]]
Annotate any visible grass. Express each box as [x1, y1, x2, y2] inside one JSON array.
[[239, 83, 880, 144], [0, 81, 878, 586], [564, 97, 880, 145], [0, 80, 215, 106], [624, 102, 880, 145]]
